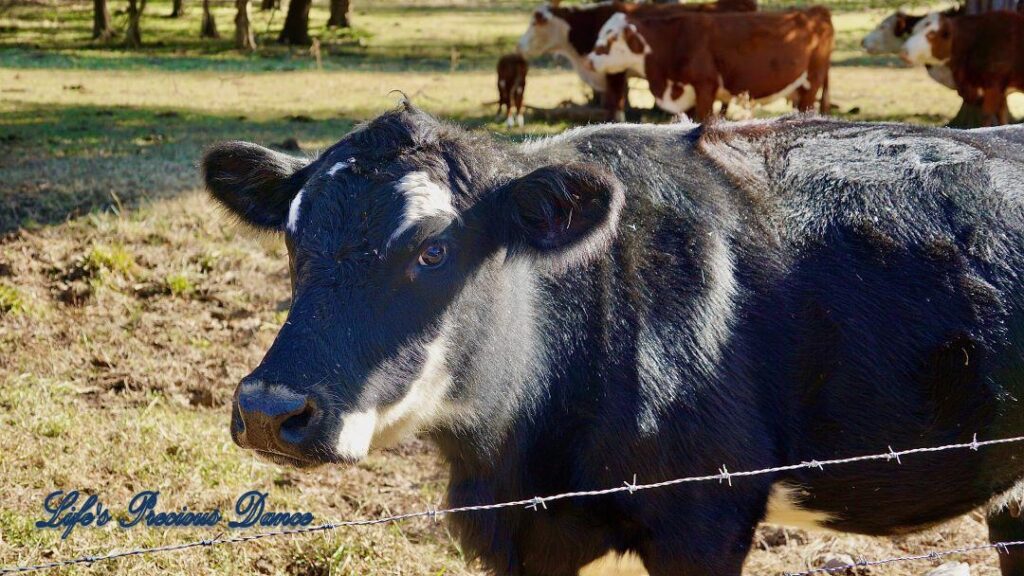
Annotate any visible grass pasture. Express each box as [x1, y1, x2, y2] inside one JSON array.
[[0, 1, 1020, 574]]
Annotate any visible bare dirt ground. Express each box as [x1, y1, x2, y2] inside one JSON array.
[[1, 1, 1021, 575]]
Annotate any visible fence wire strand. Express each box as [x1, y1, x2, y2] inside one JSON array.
[[3, 434, 1024, 575]]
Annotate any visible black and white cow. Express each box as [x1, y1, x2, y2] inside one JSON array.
[[204, 104, 1024, 576]]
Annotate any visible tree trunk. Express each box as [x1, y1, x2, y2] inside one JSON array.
[[261, 0, 277, 10], [92, 0, 113, 40], [125, 0, 145, 47], [235, 0, 257, 50], [201, 0, 220, 38], [169, 0, 185, 17], [278, 0, 312, 45], [327, 0, 350, 28]]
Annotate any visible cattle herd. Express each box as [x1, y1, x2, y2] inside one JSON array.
[[497, 0, 1024, 127]]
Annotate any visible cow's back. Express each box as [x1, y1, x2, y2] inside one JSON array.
[[700, 118, 1024, 534], [952, 11, 1024, 87], [530, 118, 1024, 535]]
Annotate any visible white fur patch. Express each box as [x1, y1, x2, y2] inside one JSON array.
[[327, 160, 351, 177], [901, 12, 945, 65], [862, 12, 905, 55], [655, 82, 697, 115], [389, 171, 458, 244], [764, 482, 833, 530], [518, 5, 608, 91], [286, 189, 305, 233], [334, 409, 378, 460], [588, 14, 648, 77], [371, 334, 457, 449]]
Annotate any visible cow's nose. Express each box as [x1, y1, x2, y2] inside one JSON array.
[[232, 379, 319, 457]]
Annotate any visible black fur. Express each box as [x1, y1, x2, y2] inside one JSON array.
[[207, 107, 1024, 576]]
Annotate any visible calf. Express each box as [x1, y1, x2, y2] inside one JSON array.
[[902, 10, 1024, 126], [587, 8, 833, 120], [516, 0, 756, 121], [861, 8, 960, 90], [497, 54, 528, 128], [206, 104, 1024, 576]]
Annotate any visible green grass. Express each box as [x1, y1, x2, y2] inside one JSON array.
[[0, 1, 1017, 574], [0, 284, 23, 315]]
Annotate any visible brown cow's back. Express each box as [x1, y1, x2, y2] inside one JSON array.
[[627, 7, 832, 118]]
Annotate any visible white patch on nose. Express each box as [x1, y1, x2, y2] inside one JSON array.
[[334, 409, 378, 460], [901, 12, 944, 65], [327, 160, 351, 177], [764, 482, 833, 530], [389, 171, 458, 245], [286, 188, 305, 233]]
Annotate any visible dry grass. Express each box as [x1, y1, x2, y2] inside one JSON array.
[[1, 1, 1021, 575]]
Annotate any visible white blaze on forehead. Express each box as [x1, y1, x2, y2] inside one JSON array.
[[334, 409, 378, 460], [286, 188, 305, 233], [389, 171, 458, 244], [901, 12, 945, 65]]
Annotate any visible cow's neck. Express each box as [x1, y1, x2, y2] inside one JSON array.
[[432, 257, 604, 477], [555, 46, 608, 93]]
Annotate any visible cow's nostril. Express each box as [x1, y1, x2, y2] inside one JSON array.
[[280, 402, 316, 444]]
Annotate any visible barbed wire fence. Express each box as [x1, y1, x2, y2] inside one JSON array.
[[4, 434, 1024, 575]]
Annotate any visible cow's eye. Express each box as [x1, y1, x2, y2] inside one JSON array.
[[417, 241, 448, 268]]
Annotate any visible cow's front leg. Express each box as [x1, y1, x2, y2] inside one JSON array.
[[637, 498, 761, 576], [639, 526, 752, 576], [693, 84, 718, 122], [988, 506, 1024, 576]]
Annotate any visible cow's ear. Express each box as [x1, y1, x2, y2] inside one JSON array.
[[202, 141, 311, 231], [498, 162, 625, 268], [894, 14, 908, 36]]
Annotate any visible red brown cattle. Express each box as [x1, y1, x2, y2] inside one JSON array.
[[516, 0, 756, 121], [496, 53, 528, 128], [587, 7, 833, 121], [902, 10, 1024, 126]]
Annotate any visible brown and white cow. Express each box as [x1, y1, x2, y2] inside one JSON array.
[[902, 10, 1024, 126], [862, 8, 961, 90], [516, 0, 756, 121], [497, 53, 528, 128], [587, 8, 833, 121]]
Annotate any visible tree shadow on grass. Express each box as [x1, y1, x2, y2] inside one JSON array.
[[0, 104, 358, 234], [0, 102, 577, 234]]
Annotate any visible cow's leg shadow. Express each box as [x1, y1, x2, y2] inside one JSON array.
[[989, 506, 1024, 576]]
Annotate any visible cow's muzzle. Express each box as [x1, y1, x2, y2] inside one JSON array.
[[231, 378, 336, 467]]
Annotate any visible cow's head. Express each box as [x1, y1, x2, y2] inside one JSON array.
[[517, 4, 571, 57], [900, 12, 952, 66], [586, 13, 649, 76], [203, 105, 624, 467], [861, 11, 915, 54]]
